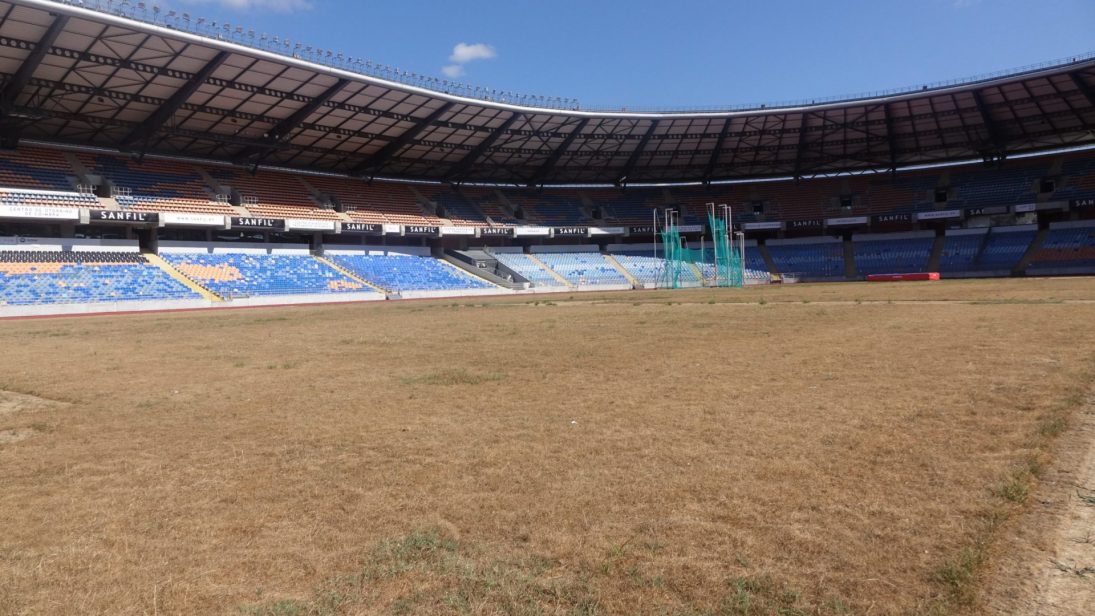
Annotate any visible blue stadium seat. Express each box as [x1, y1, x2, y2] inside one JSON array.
[[767, 242, 845, 278], [162, 253, 370, 297], [534, 252, 629, 285], [853, 237, 934, 275], [1028, 225, 1095, 271], [330, 254, 493, 292], [492, 252, 564, 286], [937, 234, 984, 272], [0, 251, 199, 305]]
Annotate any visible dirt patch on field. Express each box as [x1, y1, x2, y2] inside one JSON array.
[[0, 390, 65, 448], [0, 390, 69, 417], [0, 426, 40, 444], [981, 391, 1095, 615]]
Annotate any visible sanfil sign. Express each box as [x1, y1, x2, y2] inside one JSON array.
[[231, 217, 284, 230], [403, 225, 440, 236], [551, 227, 587, 237], [90, 210, 159, 224], [871, 213, 912, 224], [787, 219, 823, 229], [479, 226, 514, 237], [341, 222, 383, 234]]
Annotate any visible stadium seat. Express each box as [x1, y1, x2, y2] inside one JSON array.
[[852, 237, 934, 275], [492, 252, 565, 286], [1028, 224, 1095, 271], [329, 254, 493, 292], [0, 251, 199, 305], [162, 253, 370, 297], [534, 252, 629, 285], [766, 242, 845, 279]]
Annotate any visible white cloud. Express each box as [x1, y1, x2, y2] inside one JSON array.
[[449, 43, 496, 64], [441, 42, 496, 79], [177, 0, 314, 13]]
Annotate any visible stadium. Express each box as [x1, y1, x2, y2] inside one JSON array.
[[1, 0, 1094, 613]]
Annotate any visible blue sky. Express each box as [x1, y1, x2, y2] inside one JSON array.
[[171, 0, 1095, 109]]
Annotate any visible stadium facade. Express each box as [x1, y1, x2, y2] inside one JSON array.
[[0, 0, 1094, 316]]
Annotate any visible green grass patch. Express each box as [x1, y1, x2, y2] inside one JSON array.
[[401, 369, 507, 386], [237, 527, 600, 616], [993, 468, 1032, 504]]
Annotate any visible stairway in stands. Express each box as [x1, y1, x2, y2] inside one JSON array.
[[142, 253, 224, 301], [439, 251, 522, 290], [1013, 228, 1049, 275], [758, 244, 778, 279], [603, 253, 640, 287], [927, 235, 946, 271], [313, 256, 390, 294], [527, 253, 574, 287], [843, 240, 857, 279]]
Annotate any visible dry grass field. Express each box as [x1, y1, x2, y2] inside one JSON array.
[[2, 277, 1095, 615]]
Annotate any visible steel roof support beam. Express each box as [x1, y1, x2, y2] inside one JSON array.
[[527, 118, 589, 187], [792, 114, 810, 180], [0, 14, 69, 116], [883, 103, 898, 171], [971, 90, 1007, 159], [1068, 71, 1095, 108], [236, 78, 350, 163], [444, 112, 521, 182], [703, 118, 732, 182], [120, 51, 228, 149], [352, 102, 454, 177], [616, 120, 658, 185]]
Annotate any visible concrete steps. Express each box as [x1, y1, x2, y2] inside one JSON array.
[[435, 256, 509, 290], [758, 243, 778, 279], [843, 240, 857, 279], [603, 253, 640, 287], [1014, 228, 1048, 275], [439, 251, 523, 290], [527, 253, 574, 288], [96, 196, 123, 211], [927, 235, 946, 271], [313, 255, 389, 294], [143, 253, 224, 302]]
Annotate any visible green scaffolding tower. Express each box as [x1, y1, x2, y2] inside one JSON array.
[[657, 209, 699, 289], [658, 222, 685, 289], [657, 205, 745, 289], [707, 204, 745, 288]]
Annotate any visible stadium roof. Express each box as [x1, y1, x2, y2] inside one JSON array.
[[0, 0, 1093, 187]]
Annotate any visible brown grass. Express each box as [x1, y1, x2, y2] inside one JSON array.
[[1, 277, 1094, 615]]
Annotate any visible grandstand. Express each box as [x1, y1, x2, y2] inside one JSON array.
[[160, 252, 370, 298], [80, 154, 237, 215], [766, 238, 847, 280], [1028, 220, 1095, 272], [328, 250, 495, 293], [852, 233, 935, 276], [0, 0, 1090, 316], [531, 247, 631, 287], [0, 249, 198, 305]]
